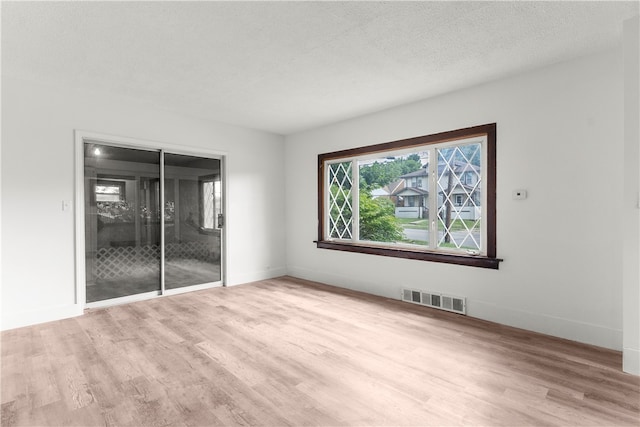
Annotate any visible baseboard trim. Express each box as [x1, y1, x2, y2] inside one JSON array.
[[1, 304, 83, 331], [470, 300, 622, 351], [286, 265, 623, 351], [623, 347, 640, 375], [227, 267, 288, 287], [2, 267, 288, 330]]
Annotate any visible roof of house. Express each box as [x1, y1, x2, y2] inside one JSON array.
[[370, 187, 389, 197], [385, 179, 405, 194], [393, 187, 430, 196], [438, 183, 481, 195], [399, 169, 428, 178], [370, 179, 405, 197]]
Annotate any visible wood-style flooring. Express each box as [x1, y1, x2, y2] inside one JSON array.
[[1, 276, 639, 426]]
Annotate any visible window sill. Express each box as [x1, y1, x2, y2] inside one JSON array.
[[314, 240, 502, 269]]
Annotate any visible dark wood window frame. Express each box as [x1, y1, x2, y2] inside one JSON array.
[[316, 123, 501, 269]]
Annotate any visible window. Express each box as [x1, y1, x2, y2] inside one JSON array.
[[201, 177, 222, 230], [409, 177, 423, 188], [317, 123, 500, 269], [202, 181, 215, 229], [95, 180, 125, 202], [463, 172, 474, 185]]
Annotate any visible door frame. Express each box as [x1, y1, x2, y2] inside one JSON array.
[[74, 130, 227, 309]]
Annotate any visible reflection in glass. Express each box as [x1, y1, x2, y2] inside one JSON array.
[[84, 144, 161, 302], [164, 154, 222, 289]]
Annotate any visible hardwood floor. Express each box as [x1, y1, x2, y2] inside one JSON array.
[[2, 276, 639, 426]]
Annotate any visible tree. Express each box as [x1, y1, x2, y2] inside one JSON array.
[[401, 154, 422, 174], [359, 192, 403, 242], [359, 156, 422, 191]]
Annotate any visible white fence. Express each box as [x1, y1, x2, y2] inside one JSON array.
[[395, 207, 424, 219]]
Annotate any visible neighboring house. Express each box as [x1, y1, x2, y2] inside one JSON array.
[[370, 179, 405, 206], [392, 162, 481, 220]]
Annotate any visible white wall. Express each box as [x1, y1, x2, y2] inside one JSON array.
[[285, 49, 625, 351], [1, 77, 286, 330], [622, 15, 640, 375]]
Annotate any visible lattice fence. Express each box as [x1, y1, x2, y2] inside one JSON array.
[[166, 241, 216, 263], [95, 242, 218, 279], [95, 245, 160, 280]]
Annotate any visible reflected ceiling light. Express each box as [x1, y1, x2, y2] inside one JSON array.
[[94, 147, 101, 156]]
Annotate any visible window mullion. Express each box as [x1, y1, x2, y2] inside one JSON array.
[[429, 147, 437, 249], [352, 159, 359, 242]]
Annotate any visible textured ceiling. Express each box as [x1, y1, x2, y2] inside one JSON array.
[[2, 1, 638, 135]]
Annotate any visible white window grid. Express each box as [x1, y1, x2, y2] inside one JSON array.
[[434, 142, 484, 252]]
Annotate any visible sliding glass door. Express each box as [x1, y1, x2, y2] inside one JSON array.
[[83, 142, 223, 304], [164, 154, 222, 290]]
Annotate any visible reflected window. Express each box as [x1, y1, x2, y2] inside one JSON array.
[[202, 178, 222, 229], [95, 180, 125, 202], [203, 181, 215, 229]]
